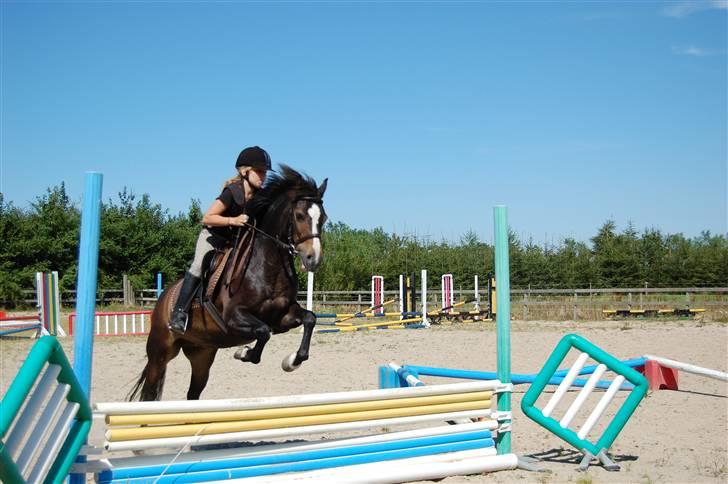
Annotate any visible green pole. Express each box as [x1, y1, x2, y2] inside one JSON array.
[[494, 205, 511, 454]]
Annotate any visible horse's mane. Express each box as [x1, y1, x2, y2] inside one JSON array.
[[247, 165, 321, 236]]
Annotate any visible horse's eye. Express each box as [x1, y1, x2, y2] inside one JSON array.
[[295, 213, 306, 222]]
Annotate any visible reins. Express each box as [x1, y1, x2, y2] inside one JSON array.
[[242, 196, 324, 256], [242, 221, 299, 255]]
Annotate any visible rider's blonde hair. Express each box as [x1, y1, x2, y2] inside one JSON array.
[[223, 166, 252, 189]]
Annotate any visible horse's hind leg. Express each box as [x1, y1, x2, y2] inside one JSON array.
[[182, 346, 218, 400], [130, 287, 184, 402], [140, 336, 182, 401]]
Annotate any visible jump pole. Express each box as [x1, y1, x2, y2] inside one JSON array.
[[474, 275, 480, 312], [643, 354, 728, 382], [494, 205, 511, 454], [441, 274, 453, 314], [70, 172, 103, 484], [399, 275, 404, 319], [421, 269, 428, 327], [156, 272, 163, 299], [371, 276, 384, 316], [306, 272, 314, 311]]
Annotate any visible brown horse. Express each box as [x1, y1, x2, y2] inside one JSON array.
[[129, 165, 328, 401]]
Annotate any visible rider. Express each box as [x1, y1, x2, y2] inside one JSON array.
[[168, 146, 272, 334]]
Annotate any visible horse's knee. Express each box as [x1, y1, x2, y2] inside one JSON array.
[[302, 311, 316, 326], [254, 324, 271, 342]]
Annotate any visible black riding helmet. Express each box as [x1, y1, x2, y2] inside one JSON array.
[[236, 146, 272, 170]]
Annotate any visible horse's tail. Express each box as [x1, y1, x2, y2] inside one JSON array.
[[127, 289, 173, 402], [126, 365, 149, 402], [126, 356, 168, 402]]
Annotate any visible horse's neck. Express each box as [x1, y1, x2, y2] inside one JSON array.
[[253, 233, 296, 280], [259, 210, 289, 242]]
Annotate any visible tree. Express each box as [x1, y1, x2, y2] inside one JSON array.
[[2, 183, 727, 305], [22, 184, 80, 290]]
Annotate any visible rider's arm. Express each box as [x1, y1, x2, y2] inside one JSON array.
[[202, 199, 248, 227]]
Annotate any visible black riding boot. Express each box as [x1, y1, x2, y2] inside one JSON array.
[[169, 272, 201, 334]]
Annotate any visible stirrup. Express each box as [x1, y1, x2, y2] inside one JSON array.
[[169, 312, 188, 334]]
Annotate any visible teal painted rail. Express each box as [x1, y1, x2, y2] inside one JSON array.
[[0, 336, 92, 483]]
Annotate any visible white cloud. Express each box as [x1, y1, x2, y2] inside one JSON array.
[[672, 45, 709, 56], [663, 0, 728, 18], [671, 44, 723, 56]]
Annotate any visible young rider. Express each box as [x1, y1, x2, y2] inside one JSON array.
[[168, 146, 271, 334]]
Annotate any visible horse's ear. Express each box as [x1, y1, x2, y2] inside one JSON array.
[[318, 178, 328, 198]]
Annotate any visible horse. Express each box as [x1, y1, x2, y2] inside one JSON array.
[[129, 165, 328, 401]]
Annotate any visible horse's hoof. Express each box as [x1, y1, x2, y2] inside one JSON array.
[[234, 346, 251, 361], [281, 352, 301, 372]]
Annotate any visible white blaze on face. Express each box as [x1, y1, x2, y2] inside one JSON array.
[[307, 203, 322, 264]]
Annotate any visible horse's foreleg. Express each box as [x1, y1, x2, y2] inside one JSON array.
[[229, 309, 271, 365], [281, 306, 316, 372], [182, 346, 218, 400]]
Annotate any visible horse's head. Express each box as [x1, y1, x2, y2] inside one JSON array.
[[248, 165, 328, 272], [290, 186, 327, 271]]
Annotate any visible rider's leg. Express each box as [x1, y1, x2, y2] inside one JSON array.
[[169, 229, 213, 334]]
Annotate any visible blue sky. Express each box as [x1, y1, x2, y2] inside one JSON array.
[[1, 1, 726, 245]]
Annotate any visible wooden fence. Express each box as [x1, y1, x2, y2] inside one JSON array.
[[10, 286, 727, 320]]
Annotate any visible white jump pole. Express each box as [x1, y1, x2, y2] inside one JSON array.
[[474, 275, 480, 312], [306, 272, 314, 312], [399, 275, 404, 321], [644, 354, 728, 382], [421, 269, 429, 327]]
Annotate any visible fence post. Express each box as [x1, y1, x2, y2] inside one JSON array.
[[640, 283, 644, 308], [123, 274, 129, 306], [573, 291, 578, 320]]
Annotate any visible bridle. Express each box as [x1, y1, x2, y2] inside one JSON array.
[[242, 196, 323, 256]]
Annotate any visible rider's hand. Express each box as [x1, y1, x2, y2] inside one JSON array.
[[228, 214, 248, 227]]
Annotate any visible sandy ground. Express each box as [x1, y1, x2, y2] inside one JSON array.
[[1, 319, 726, 483]]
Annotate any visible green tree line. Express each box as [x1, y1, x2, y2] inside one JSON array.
[[1, 185, 726, 303]]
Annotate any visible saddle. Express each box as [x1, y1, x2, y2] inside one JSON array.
[[191, 226, 257, 332]]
